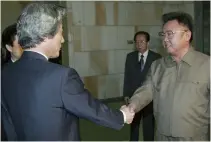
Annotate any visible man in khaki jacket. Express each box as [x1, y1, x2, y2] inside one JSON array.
[[127, 12, 210, 141]]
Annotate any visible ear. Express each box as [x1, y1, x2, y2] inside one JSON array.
[[185, 31, 191, 42], [5, 44, 12, 52]]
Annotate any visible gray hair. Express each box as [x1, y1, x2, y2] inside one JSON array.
[[17, 2, 66, 49]]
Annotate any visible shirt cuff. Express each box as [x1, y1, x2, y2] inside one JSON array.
[[120, 110, 126, 123]]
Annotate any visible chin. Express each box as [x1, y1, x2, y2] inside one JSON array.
[[55, 51, 60, 57], [55, 54, 60, 58], [167, 49, 176, 55], [137, 48, 143, 52], [50, 54, 59, 59]]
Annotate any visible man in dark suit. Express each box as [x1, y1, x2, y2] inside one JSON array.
[[123, 31, 161, 141], [1, 3, 135, 141], [1, 23, 23, 141], [1, 23, 23, 67]]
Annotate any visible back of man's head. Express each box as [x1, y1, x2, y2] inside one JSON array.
[[2, 23, 17, 63], [2, 23, 17, 48], [17, 2, 66, 49]]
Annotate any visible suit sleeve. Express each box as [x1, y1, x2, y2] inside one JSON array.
[[129, 64, 154, 113], [123, 54, 131, 97], [1, 97, 17, 140], [60, 68, 124, 130]]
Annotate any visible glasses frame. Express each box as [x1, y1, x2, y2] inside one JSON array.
[[134, 40, 147, 44], [158, 30, 188, 39]]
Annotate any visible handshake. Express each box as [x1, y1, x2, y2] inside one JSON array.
[[120, 97, 136, 124]]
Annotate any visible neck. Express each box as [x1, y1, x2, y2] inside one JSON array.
[[139, 49, 148, 54], [171, 45, 190, 63]]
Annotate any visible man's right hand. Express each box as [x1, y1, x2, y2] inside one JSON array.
[[120, 105, 135, 124]]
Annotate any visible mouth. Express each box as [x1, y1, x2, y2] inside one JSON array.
[[164, 42, 172, 48], [137, 46, 143, 49], [164, 44, 169, 48]]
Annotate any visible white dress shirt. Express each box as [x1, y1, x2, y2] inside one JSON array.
[[138, 50, 149, 67]]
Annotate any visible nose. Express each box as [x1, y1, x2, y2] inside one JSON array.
[[163, 34, 169, 42]]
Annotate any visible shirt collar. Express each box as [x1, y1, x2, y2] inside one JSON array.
[[165, 47, 195, 67], [11, 58, 15, 63], [24, 50, 48, 60], [181, 47, 195, 66]]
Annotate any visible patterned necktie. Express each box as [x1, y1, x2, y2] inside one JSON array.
[[140, 55, 144, 71]]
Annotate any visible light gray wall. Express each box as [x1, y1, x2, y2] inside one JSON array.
[[1, 1, 23, 33]]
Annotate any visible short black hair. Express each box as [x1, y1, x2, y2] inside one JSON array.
[[134, 31, 150, 42], [2, 23, 17, 48], [162, 12, 193, 42]]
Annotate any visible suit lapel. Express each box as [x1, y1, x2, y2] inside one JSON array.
[[132, 50, 154, 74]]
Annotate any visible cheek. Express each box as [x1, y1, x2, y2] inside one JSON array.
[[170, 38, 177, 44], [162, 40, 165, 45], [144, 44, 148, 48], [172, 34, 182, 43], [56, 36, 62, 44], [167, 37, 178, 47]]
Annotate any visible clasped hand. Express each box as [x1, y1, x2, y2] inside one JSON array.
[[120, 104, 136, 124]]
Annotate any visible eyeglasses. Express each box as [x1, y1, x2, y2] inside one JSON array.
[[134, 40, 147, 44], [158, 30, 188, 39]]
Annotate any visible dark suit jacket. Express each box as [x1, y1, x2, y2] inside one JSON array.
[[1, 96, 17, 141], [123, 50, 161, 98], [1, 58, 13, 68], [1, 51, 124, 141], [1, 58, 17, 141]]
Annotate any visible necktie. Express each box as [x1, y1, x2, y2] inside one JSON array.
[[140, 55, 144, 71]]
